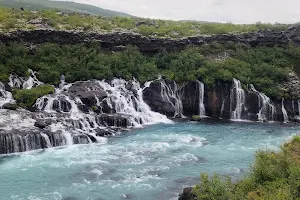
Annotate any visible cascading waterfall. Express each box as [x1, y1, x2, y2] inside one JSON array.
[[196, 81, 206, 117], [159, 80, 185, 118], [0, 76, 172, 155], [95, 79, 172, 126], [248, 84, 276, 121], [0, 82, 14, 107], [230, 78, 245, 120], [8, 69, 42, 89], [282, 99, 289, 123]]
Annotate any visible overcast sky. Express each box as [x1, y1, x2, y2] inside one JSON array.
[[64, 0, 299, 24]]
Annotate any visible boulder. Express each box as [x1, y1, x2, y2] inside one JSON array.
[[2, 103, 18, 110], [178, 187, 196, 200], [34, 120, 48, 129]]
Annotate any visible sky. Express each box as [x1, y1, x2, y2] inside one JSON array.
[[63, 0, 299, 24]]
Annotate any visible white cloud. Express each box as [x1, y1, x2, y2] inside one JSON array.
[[62, 0, 300, 24]]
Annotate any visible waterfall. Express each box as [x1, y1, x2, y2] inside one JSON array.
[[159, 80, 185, 118], [197, 81, 206, 117], [282, 99, 289, 123], [96, 79, 172, 126], [248, 84, 276, 121], [0, 82, 15, 108], [8, 69, 42, 89], [230, 79, 245, 120]]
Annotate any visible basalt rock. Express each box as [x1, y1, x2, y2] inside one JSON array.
[[2, 103, 18, 110], [143, 80, 177, 117], [143, 79, 300, 122], [0, 26, 299, 54], [178, 187, 196, 200]]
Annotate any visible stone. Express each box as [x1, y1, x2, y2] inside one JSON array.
[[34, 120, 48, 129], [0, 26, 299, 54], [178, 187, 196, 200], [2, 103, 18, 110]]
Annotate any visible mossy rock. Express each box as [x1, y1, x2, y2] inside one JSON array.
[[13, 85, 55, 108], [191, 115, 202, 121]]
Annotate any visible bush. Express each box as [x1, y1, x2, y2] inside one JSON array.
[[191, 136, 300, 200], [13, 85, 55, 107]]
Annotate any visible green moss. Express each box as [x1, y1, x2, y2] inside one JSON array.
[[13, 85, 55, 107], [192, 115, 202, 121]]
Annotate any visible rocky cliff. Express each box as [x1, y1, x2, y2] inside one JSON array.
[[0, 25, 299, 54]]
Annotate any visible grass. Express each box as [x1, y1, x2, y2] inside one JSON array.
[[0, 7, 291, 38]]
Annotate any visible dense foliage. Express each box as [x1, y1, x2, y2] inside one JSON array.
[[1, 42, 300, 98], [192, 136, 300, 200], [0, 8, 290, 38], [12, 84, 55, 107]]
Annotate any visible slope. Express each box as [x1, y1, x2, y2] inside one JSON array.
[[0, 0, 131, 17]]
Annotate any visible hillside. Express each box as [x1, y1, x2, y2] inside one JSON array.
[[0, 0, 131, 17]]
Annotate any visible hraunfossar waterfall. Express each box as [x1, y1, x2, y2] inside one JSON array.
[[0, 7, 300, 198], [1, 69, 300, 199]]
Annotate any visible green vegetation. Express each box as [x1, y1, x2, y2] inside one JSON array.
[[0, 8, 290, 38], [1, 42, 300, 98], [13, 85, 54, 107], [191, 136, 300, 200], [0, 0, 130, 17]]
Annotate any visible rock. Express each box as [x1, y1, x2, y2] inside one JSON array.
[[281, 72, 300, 99], [178, 187, 196, 200], [95, 128, 113, 137], [68, 81, 108, 111], [34, 120, 48, 129], [0, 27, 299, 54], [2, 103, 18, 110], [143, 80, 177, 117]]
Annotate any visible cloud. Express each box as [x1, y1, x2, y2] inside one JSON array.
[[60, 0, 300, 24]]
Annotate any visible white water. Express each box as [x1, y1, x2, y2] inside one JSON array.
[[197, 81, 206, 117], [159, 80, 185, 118], [8, 69, 42, 89], [0, 82, 14, 108], [230, 79, 245, 120], [35, 78, 172, 131], [249, 84, 276, 121], [282, 99, 289, 123], [96, 79, 172, 126]]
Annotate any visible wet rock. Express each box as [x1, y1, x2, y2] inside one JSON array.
[[34, 120, 48, 129], [2, 103, 18, 110], [178, 187, 196, 200], [95, 128, 113, 137], [143, 80, 177, 117]]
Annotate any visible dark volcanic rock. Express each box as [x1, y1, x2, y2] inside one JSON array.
[[178, 187, 196, 200], [143, 80, 177, 117], [34, 120, 48, 129], [2, 103, 18, 110], [0, 26, 299, 54]]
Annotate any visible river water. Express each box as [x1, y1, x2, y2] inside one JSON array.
[[1, 121, 299, 200]]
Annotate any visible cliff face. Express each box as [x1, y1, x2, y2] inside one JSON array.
[[0, 25, 299, 54], [143, 79, 298, 122]]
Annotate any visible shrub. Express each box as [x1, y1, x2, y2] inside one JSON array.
[[191, 136, 300, 200], [13, 85, 55, 107]]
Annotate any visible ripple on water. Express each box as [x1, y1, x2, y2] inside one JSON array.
[[1, 122, 300, 200]]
